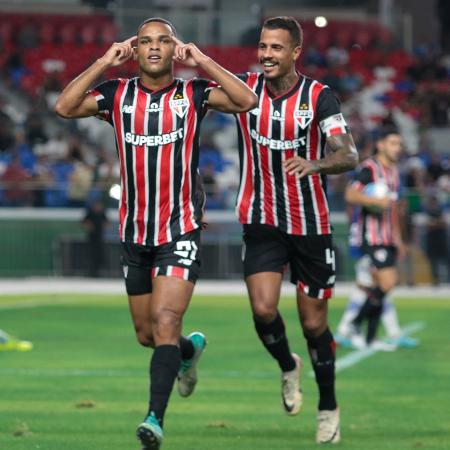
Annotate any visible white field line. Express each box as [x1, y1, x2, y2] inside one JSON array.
[[308, 321, 426, 377]]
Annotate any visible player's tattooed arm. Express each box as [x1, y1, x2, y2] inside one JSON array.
[[283, 133, 358, 178]]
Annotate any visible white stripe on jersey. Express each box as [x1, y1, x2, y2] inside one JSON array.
[[280, 99, 292, 233], [116, 80, 130, 243], [130, 88, 140, 243], [142, 94, 151, 244], [256, 84, 266, 223], [293, 79, 307, 233], [306, 81, 322, 233], [267, 100, 278, 227], [166, 90, 178, 243], [153, 94, 164, 246]]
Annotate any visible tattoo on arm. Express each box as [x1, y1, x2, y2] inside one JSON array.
[[313, 134, 359, 175]]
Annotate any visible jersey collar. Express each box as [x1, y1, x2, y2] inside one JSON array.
[[137, 77, 178, 96]]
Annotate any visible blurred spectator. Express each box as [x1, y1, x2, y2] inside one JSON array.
[[0, 154, 32, 206], [0, 101, 15, 152], [67, 144, 93, 208], [16, 21, 39, 49], [4, 52, 28, 88], [424, 194, 450, 284], [25, 109, 48, 147], [81, 197, 109, 277]]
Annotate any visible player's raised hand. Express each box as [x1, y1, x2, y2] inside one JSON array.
[[100, 36, 137, 67], [283, 155, 319, 178], [172, 36, 208, 67]]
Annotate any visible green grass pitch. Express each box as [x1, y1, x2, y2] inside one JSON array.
[[0, 293, 449, 450]]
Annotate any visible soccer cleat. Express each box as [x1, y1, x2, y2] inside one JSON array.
[[136, 412, 163, 450], [334, 333, 352, 349], [368, 339, 396, 352], [350, 332, 367, 350], [316, 408, 341, 444], [177, 332, 207, 397], [281, 353, 303, 415], [386, 335, 419, 348], [0, 331, 33, 352]]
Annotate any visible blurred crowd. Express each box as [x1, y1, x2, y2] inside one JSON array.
[[0, 15, 449, 282]]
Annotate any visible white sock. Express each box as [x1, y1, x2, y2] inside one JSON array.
[[381, 294, 402, 338], [337, 286, 367, 336]]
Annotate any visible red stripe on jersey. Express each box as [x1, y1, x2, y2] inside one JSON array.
[[237, 73, 259, 223], [309, 82, 330, 234], [157, 88, 176, 244], [112, 81, 128, 239], [133, 89, 148, 244], [259, 88, 275, 225], [283, 86, 303, 234], [180, 81, 197, 233], [237, 111, 254, 223]]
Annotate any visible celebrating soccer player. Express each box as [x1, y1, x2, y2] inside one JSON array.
[[233, 16, 358, 443], [345, 126, 406, 350], [55, 18, 257, 450]]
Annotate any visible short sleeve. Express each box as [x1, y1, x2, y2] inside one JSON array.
[[191, 78, 219, 113], [317, 87, 349, 137], [88, 79, 119, 124], [351, 166, 374, 191]]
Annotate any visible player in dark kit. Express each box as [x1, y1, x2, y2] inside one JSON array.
[[55, 18, 257, 450], [234, 17, 358, 443], [345, 126, 406, 350]]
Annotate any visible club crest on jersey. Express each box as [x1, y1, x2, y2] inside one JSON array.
[[294, 103, 314, 129], [169, 95, 189, 118]]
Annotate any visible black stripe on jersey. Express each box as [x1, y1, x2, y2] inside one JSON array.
[[250, 76, 265, 224], [269, 101, 287, 231], [169, 81, 186, 239], [298, 78, 316, 235], [123, 80, 137, 242]]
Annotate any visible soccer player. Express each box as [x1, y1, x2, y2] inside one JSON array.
[[233, 17, 358, 444], [345, 126, 406, 350], [55, 18, 257, 450], [335, 221, 418, 349]]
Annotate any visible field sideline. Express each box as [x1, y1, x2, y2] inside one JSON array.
[[0, 290, 449, 450]]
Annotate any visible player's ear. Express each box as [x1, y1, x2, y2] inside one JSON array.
[[293, 45, 302, 62], [132, 45, 138, 61]]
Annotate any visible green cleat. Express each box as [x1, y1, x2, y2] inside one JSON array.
[[0, 330, 33, 352], [136, 412, 163, 450], [177, 332, 207, 397]]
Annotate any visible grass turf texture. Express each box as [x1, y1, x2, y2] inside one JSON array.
[[0, 294, 449, 450]]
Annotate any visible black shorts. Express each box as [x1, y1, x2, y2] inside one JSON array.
[[363, 244, 397, 269], [242, 224, 335, 300], [121, 229, 201, 296]]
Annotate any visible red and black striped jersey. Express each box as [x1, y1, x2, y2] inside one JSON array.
[[350, 157, 400, 246], [235, 72, 349, 236], [90, 77, 213, 246]]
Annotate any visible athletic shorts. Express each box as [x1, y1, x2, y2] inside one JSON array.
[[242, 224, 335, 300], [363, 244, 397, 270], [121, 229, 201, 295], [355, 254, 373, 288]]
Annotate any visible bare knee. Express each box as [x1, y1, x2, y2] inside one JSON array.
[[252, 301, 278, 323], [152, 309, 182, 341], [301, 316, 327, 337]]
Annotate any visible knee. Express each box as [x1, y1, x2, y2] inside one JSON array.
[[302, 316, 327, 337], [152, 309, 182, 337], [252, 302, 277, 323]]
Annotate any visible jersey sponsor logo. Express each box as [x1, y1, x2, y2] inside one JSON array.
[[121, 105, 134, 114], [249, 107, 260, 116], [294, 103, 314, 129], [250, 129, 306, 150], [146, 102, 164, 113], [169, 96, 189, 118], [124, 129, 184, 147]]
